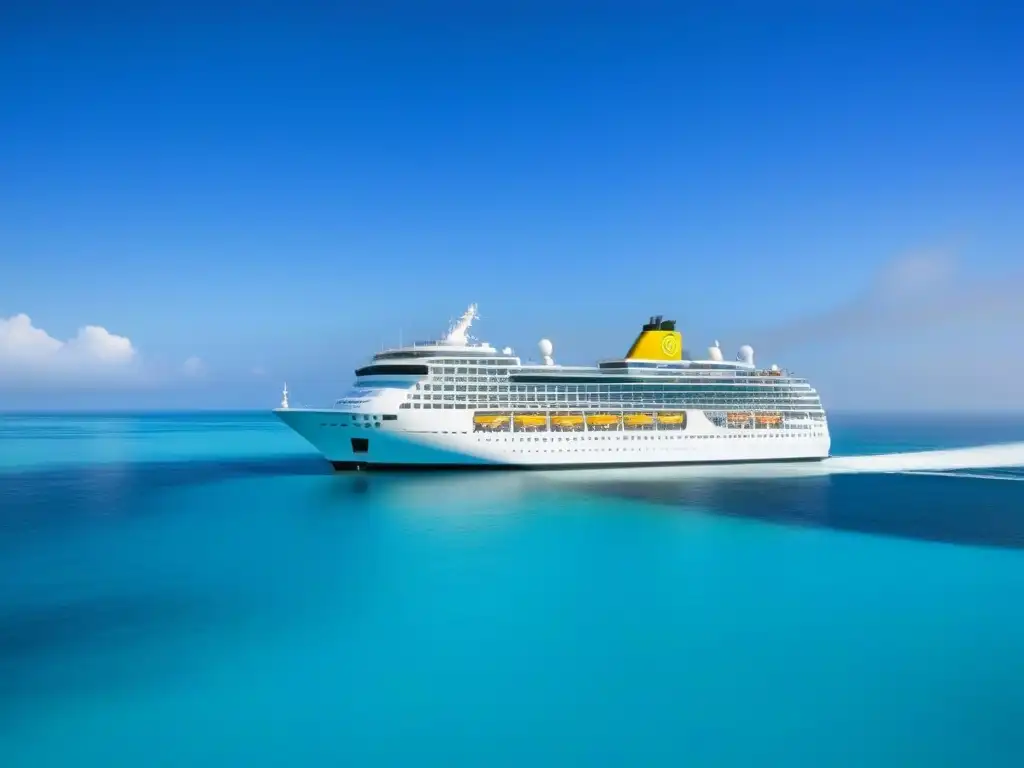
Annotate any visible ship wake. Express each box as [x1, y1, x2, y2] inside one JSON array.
[[824, 442, 1024, 477], [548, 441, 1024, 484], [542, 441, 1024, 550]]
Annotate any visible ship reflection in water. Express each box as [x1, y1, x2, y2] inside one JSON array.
[[324, 461, 1024, 550]]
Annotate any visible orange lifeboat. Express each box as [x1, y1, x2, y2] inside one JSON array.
[[551, 414, 584, 428], [656, 412, 686, 425], [586, 413, 621, 428], [513, 413, 547, 428], [473, 413, 509, 428], [624, 413, 655, 427]]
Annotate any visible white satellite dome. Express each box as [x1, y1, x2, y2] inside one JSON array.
[[738, 344, 755, 366], [539, 338, 554, 366], [708, 340, 723, 362], [502, 346, 513, 355], [770, 363, 780, 372]]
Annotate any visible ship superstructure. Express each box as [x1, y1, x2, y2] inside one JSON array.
[[274, 304, 830, 470]]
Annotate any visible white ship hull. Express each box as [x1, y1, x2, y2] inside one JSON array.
[[275, 407, 830, 471]]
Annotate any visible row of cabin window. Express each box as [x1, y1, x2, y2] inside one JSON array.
[[426, 370, 811, 387], [398, 400, 824, 416], [418, 382, 817, 395], [408, 393, 823, 404]]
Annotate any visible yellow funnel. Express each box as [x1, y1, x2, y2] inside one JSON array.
[[625, 316, 682, 361]]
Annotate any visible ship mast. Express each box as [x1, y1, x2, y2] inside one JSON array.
[[443, 303, 478, 345]]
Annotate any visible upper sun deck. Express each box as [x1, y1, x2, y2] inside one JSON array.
[[511, 364, 799, 385], [599, 359, 750, 371], [370, 303, 520, 363], [372, 344, 506, 361], [360, 304, 795, 380]]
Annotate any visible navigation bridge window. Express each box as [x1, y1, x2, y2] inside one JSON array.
[[355, 364, 429, 377]]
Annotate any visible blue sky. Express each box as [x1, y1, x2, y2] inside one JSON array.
[[2, 1, 1022, 410]]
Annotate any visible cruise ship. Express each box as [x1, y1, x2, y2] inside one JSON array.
[[274, 305, 830, 470]]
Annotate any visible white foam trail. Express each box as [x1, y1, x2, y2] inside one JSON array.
[[900, 470, 1024, 482], [823, 442, 1024, 474], [546, 441, 1024, 485]]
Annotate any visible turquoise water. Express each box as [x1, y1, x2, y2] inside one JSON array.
[[2, 412, 1024, 766]]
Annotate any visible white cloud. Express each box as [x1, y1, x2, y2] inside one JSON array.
[[182, 356, 206, 378], [0, 313, 199, 390], [752, 249, 1024, 410], [758, 249, 1024, 349], [0, 313, 64, 359], [0, 313, 139, 384]]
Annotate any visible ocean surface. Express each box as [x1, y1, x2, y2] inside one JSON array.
[[2, 412, 1024, 767]]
